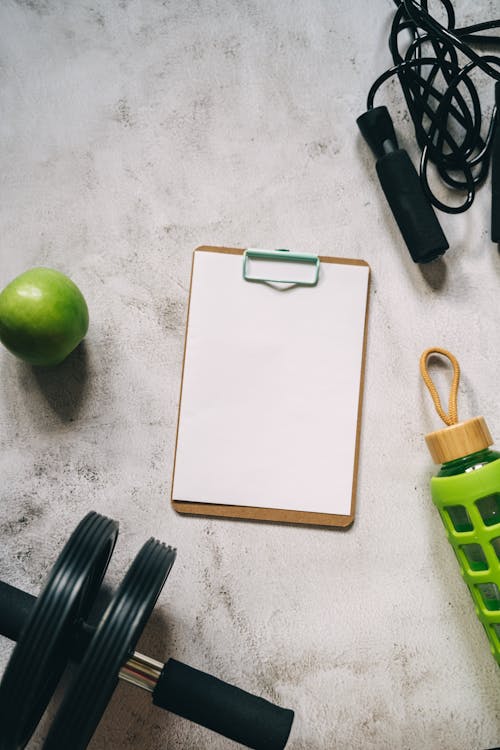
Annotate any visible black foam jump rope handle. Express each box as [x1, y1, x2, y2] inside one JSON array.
[[0, 581, 36, 642], [153, 658, 294, 750], [492, 82, 500, 243], [376, 149, 449, 263]]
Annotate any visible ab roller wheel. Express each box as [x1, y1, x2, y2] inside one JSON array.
[[0, 512, 118, 750], [0, 512, 294, 750], [44, 539, 176, 750]]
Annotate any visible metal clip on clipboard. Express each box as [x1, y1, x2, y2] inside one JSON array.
[[243, 248, 320, 286]]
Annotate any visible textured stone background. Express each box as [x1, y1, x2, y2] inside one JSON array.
[[1, 1, 500, 748]]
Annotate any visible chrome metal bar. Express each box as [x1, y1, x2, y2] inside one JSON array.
[[119, 651, 163, 693]]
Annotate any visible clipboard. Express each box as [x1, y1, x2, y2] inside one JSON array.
[[171, 246, 370, 528]]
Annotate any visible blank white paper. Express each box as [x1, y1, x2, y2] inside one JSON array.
[[172, 250, 369, 516]]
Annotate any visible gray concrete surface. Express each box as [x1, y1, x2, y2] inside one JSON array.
[[1, 1, 500, 748]]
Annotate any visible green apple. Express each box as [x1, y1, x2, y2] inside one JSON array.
[[0, 267, 89, 366]]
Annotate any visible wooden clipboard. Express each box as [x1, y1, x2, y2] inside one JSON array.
[[171, 246, 370, 528]]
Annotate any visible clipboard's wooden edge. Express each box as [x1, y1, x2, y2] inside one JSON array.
[[194, 244, 370, 268], [169, 247, 197, 519], [171, 500, 354, 528], [170, 245, 370, 529], [349, 256, 371, 524]]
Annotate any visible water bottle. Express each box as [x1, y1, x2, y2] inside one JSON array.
[[421, 347, 500, 663]]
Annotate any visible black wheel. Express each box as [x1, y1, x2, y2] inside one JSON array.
[[43, 538, 176, 750], [0, 511, 118, 750]]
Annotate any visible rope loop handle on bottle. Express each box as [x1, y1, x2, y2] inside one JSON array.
[[419, 347, 460, 426]]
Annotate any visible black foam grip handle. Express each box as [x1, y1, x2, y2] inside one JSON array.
[[0, 581, 36, 642], [492, 83, 500, 243], [153, 659, 294, 750], [376, 149, 449, 263]]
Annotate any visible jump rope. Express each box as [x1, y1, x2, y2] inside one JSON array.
[[358, 0, 500, 262]]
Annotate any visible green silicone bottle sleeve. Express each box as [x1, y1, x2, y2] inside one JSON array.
[[431, 458, 500, 663]]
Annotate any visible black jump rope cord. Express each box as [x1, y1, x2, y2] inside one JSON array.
[[367, 0, 500, 214]]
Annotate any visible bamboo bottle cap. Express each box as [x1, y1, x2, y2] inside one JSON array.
[[420, 347, 494, 464], [425, 416, 493, 464]]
